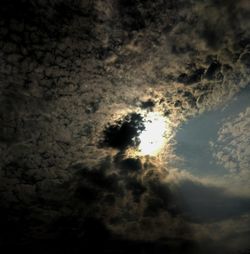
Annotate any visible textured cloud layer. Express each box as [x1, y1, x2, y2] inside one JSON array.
[[0, 0, 250, 253], [210, 107, 250, 195]]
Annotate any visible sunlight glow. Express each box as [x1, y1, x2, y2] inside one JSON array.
[[138, 112, 167, 156]]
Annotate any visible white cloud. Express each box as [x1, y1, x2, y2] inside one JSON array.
[[210, 107, 250, 195]]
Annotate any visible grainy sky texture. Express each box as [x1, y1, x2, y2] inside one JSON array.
[[0, 0, 250, 253]]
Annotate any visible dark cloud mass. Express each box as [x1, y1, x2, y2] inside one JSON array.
[[101, 113, 145, 149], [0, 0, 250, 253]]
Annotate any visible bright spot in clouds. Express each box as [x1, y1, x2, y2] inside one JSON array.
[[138, 112, 167, 156]]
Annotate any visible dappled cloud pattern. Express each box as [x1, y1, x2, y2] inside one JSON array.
[[0, 0, 250, 253]]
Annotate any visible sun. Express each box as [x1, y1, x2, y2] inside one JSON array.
[[138, 112, 167, 156]]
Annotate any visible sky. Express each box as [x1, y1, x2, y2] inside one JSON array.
[[0, 0, 250, 254], [174, 85, 250, 178]]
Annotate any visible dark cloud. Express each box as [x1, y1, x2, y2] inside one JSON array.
[[175, 180, 250, 223], [1, 0, 250, 253], [140, 99, 155, 110], [240, 53, 250, 68], [118, 0, 146, 32], [177, 68, 205, 85], [204, 61, 222, 81], [117, 156, 143, 172], [100, 113, 145, 150]]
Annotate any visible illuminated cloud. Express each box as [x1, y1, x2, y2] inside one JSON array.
[[0, 0, 250, 253], [210, 107, 250, 194]]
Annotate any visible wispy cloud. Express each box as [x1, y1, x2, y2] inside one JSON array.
[[210, 107, 250, 195]]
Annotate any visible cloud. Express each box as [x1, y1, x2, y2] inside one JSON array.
[[210, 107, 250, 195], [100, 112, 145, 150], [1, 0, 250, 253], [173, 179, 250, 223]]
